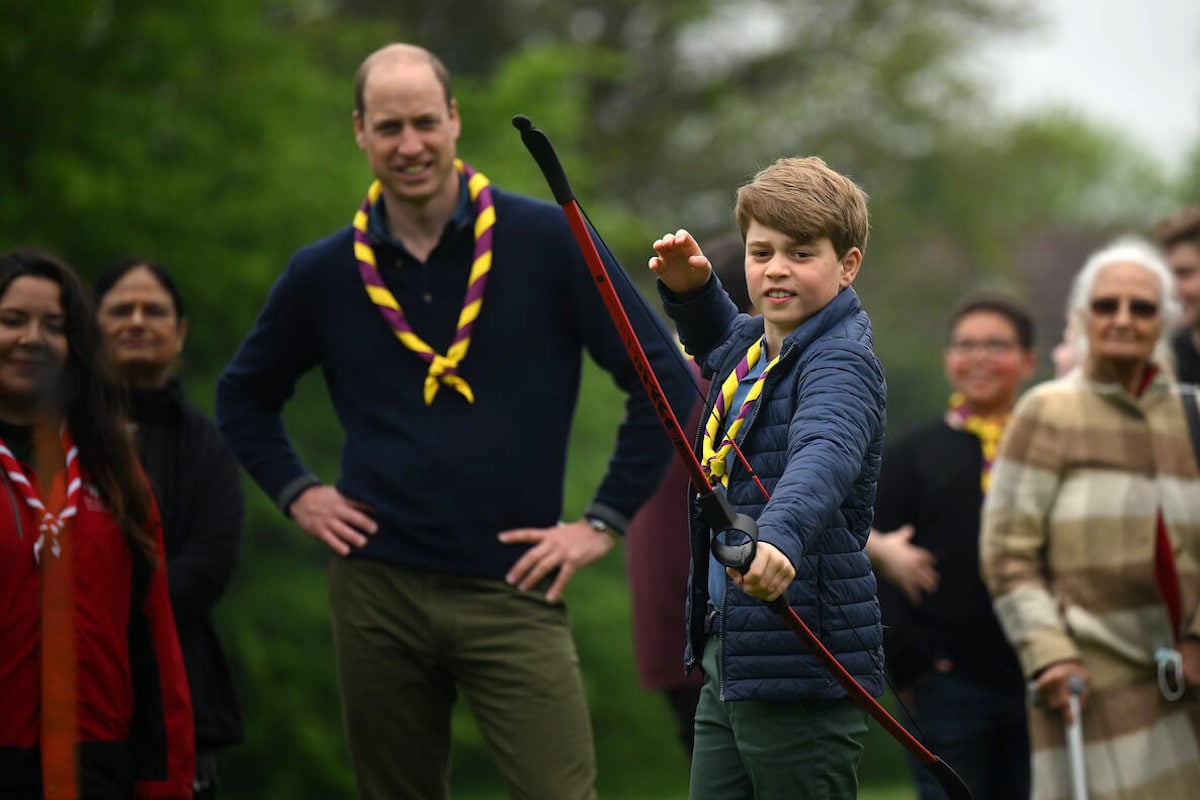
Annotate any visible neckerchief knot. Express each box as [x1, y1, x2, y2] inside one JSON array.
[[0, 427, 81, 564], [701, 337, 779, 487], [353, 159, 494, 404], [946, 391, 1008, 493], [424, 354, 474, 404]]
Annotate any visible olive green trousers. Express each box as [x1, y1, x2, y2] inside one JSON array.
[[329, 557, 596, 800]]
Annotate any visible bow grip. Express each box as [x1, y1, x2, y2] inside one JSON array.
[[696, 486, 759, 574]]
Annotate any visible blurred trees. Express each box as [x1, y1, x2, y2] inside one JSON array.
[[2, 0, 1196, 797]]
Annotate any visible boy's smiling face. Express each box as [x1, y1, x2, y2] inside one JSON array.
[[744, 220, 861, 347]]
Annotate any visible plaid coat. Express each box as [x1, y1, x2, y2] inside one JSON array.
[[981, 369, 1200, 799]]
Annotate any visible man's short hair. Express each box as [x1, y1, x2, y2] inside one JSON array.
[[1152, 206, 1200, 251], [734, 156, 870, 258], [354, 43, 453, 118]]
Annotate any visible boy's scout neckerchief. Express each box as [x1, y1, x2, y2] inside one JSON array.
[[0, 426, 80, 564], [946, 391, 1007, 493], [353, 158, 495, 404], [701, 337, 780, 486]]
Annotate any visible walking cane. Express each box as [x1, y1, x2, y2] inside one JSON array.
[[1064, 674, 1088, 800], [513, 114, 973, 800]]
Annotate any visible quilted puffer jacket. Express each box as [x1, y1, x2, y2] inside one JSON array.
[[661, 279, 886, 702]]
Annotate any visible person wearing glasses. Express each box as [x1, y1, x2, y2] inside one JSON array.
[[95, 258, 245, 800], [867, 292, 1037, 800], [981, 237, 1200, 798]]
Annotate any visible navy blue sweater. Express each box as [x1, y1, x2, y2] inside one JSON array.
[[216, 185, 692, 580]]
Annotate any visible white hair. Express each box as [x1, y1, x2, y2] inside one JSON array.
[[1063, 235, 1180, 365]]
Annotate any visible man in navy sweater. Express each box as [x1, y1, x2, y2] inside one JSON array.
[[216, 42, 690, 800]]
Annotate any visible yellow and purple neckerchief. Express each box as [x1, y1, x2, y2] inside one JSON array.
[[946, 392, 1008, 493], [701, 338, 779, 486], [352, 159, 494, 404]]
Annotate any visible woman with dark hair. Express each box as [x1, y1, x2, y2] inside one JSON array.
[[95, 257, 244, 800], [0, 246, 194, 798]]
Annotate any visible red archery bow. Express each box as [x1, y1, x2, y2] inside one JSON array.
[[513, 115, 972, 800]]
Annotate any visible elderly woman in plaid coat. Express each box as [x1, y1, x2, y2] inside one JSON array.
[[982, 236, 1200, 800]]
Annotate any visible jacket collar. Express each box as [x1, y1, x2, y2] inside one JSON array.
[[1072, 364, 1173, 412], [725, 286, 862, 357]]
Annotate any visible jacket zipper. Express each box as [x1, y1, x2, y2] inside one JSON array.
[[695, 338, 796, 700], [718, 341, 791, 700]]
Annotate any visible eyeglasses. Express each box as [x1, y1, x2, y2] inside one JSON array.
[[947, 339, 1020, 356], [1089, 297, 1159, 319]]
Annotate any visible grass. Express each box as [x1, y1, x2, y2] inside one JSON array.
[[454, 782, 917, 799]]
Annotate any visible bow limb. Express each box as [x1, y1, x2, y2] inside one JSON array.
[[764, 595, 971, 798], [513, 117, 707, 489], [512, 116, 973, 800], [513, 115, 758, 568]]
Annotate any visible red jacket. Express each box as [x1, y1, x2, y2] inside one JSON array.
[[0, 465, 195, 799]]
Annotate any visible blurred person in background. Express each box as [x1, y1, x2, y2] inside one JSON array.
[[1050, 317, 1082, 379], [96, 257, 245, 800], [982, 237, 1200, 799], [0, 246, 193, 799], [625, 235, 752, 759], [1153, 206, 1200, 382], [868, 292, 1037, 800]]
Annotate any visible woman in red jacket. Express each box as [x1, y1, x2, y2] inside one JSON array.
[[0, 247, 194, 799]]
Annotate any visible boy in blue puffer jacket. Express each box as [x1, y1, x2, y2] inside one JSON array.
[[649, 156, 886, 799]]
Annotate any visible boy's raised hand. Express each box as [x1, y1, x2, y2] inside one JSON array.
[[649, 228, 713, 293]]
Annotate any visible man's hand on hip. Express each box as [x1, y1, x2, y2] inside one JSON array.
[[499, 520, 616, 603], [290, 484, 378, 556]]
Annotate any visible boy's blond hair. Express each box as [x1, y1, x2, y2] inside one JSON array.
[[734, 156, 869, 258]]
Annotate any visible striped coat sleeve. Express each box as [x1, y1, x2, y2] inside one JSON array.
[[980, 386, 1079, 678]]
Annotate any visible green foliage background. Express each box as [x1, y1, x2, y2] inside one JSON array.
[[3, 0, 1198, 797]]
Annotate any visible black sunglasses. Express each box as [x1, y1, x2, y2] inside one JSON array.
[[1089, 296, 1159, 319]]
